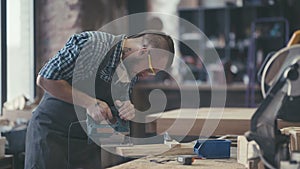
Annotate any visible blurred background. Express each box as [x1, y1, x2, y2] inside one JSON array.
[[0, 0, 300, 168], [1, 0, 300, 110]]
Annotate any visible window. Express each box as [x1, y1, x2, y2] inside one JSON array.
[[7, 0, 35, 102]]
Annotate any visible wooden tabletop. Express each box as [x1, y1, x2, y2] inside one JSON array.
[[108, 156, 246, 169], [146, 107, 300, 136], [108, 147, 246, 169]]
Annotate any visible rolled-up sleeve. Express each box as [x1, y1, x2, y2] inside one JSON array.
[[38, 32, 90, 80]]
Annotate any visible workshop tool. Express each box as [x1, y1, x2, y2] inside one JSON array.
[[177, 155, 196, 165], [194, 139, 231, 159], [149, 159, 175, 164], [246, 30, 300, 169], [86, 105, 130, 144]]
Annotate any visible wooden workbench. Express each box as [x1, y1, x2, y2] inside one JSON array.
[[145, 107, 300, 136], [108, 156, 246, 169], [108, 147, 246, 169]]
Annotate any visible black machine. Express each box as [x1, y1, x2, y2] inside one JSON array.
[[246, 31, 300, 169]]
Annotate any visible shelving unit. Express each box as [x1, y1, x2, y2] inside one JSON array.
[[178, 5, 286, 84], [246, 17, 289, 107]]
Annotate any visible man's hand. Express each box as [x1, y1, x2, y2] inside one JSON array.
[[115, 100, 135, 120], [86, 100, 113, 122]]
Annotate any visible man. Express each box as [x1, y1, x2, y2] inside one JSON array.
[[25, 30, 175, 169]]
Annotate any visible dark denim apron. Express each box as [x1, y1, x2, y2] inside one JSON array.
[[25, 47, 131, 169]]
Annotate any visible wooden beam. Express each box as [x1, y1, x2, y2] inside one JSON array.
[[146, 108, 300, 136]]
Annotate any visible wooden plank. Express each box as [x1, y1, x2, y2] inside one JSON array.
[[147, 108, 255, 120], [282, 127, 300, 151], [116, 144, 171, 157], [146, 108, 300, 136], [1, 109, 32, 121], [115, 142, 195, 157], [134, 82, 259, 91]]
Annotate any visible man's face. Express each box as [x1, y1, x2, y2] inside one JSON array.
[[123, 48, 170, 79]]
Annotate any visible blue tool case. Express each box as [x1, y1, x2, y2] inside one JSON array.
[[194, 139, 231, 159]]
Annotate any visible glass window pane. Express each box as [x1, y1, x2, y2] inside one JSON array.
[[7, 0, 34, 101]]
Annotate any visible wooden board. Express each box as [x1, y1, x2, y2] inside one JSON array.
[[281, 127, 300, 151], [1, 109, 32, 121], [146, 108, 300, 136], [115, 142, 195, 157], [116, 144, 171, 157]]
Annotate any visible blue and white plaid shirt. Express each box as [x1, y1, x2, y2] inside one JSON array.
[[39, 31, 132, 83]]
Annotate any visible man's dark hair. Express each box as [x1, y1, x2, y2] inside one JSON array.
[[127, 30, 175, 68]]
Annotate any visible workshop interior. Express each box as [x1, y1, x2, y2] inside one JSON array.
[[1, 0, 300, 169]]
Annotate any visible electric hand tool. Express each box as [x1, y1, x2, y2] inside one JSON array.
[[86, 105, 130, 144]]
